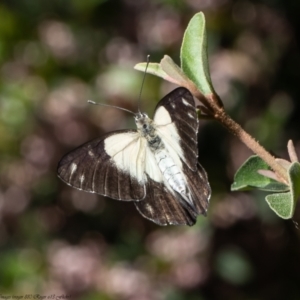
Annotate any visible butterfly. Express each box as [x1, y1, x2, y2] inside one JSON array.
[[57, 87, 211, 226]]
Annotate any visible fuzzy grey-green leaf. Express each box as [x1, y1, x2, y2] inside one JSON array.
[[160, 55, 190, 86], [265, 192, 293, 219], [231, 156, 289, 192], [134, 59, 190, 86], [288, 162, 300, 199], [134, 62, 167, 79], [180, 12, 215, 95], [265, 162, 300, 219]]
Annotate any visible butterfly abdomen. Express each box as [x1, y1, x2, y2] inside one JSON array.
[[154, 148, 186, 193], [143, 117, 190, 201]]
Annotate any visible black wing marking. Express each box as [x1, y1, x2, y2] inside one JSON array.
[[135, 177, 196, 226], [57, 130, 146, 201], [153, 87, 198, 171], [183, 162, 211, 215], [135, 164, 211, 226]]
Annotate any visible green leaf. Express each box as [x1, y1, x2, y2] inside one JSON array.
[[160, 55, 190, 86], [180, 12, 215, 95], [289, 162, 300, 199], [134, 62, 167, 79], [265, 162, 300, 219], [265, 192, 293, 219], [231, 156, 289, 192], [134, 56, 193, 87]]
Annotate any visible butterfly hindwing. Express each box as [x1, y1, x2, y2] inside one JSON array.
[[135, 176, 195, 226], [135, 163, 210, 226], [57, 130, 146, 201], [183, 162, 210, 215], [153, 87, 199, 171]]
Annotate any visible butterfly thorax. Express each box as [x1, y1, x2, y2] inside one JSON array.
[[135, 113, 162, 150], [135, 112, 191, 204]]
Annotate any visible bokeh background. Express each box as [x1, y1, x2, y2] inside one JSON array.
[[1, 0, 300, 299]]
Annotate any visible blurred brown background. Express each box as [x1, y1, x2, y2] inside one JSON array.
[[1, 0, 300, 299]]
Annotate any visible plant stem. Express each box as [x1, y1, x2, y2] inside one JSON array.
[[198, 93, 289, 183]]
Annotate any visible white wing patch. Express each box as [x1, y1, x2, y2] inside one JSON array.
[[156, 125, 182, 167], [105, 132, 147, 183], [88, 150, 95, 157], [69, 163, 77, 181], [153, 106, 172, 126], [145, 203, 154, 215], [154, 105, 190, 168], [144, 147, 163, 182], [80, 174, 85, 183], [80, 174, 85, 189], [104, 131, 165, 184], [154, 106, 183, 168], [70, 162, 77, 173], [182, 97, 193, 107]]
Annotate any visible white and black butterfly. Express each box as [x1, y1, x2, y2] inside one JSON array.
[[57, 87, 211, 226]]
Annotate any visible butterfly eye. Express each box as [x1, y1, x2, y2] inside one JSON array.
[[143, 124, 147, 129]]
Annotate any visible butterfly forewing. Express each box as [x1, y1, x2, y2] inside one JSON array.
[[153, 88, 199, 171], [57, 130, 146, 201]]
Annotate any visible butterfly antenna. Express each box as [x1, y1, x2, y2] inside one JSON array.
[[137, 54, 150, 114], [87, 100, 135, 116]]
